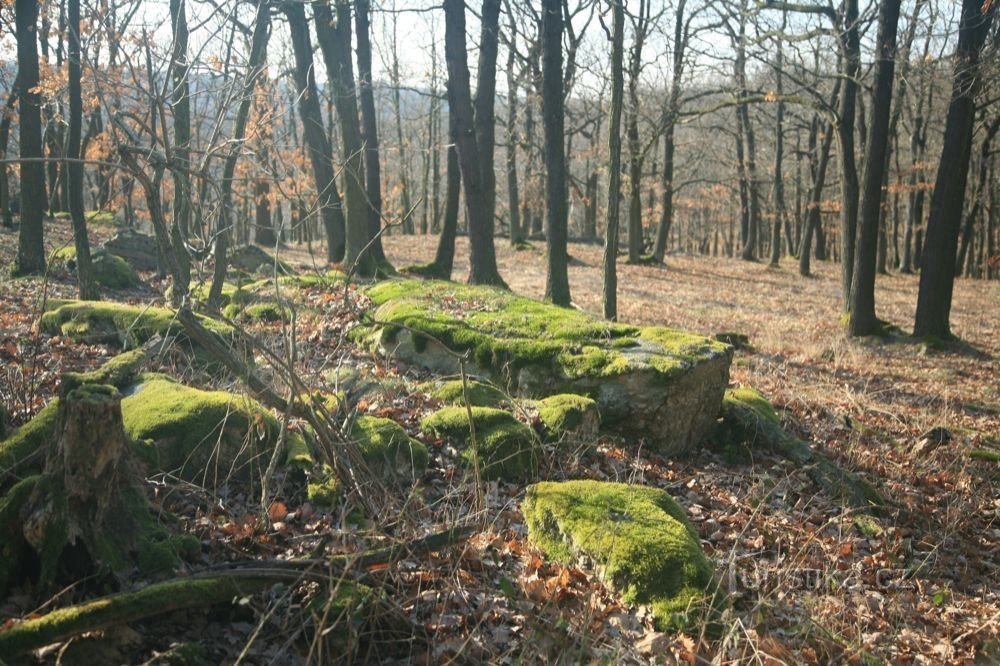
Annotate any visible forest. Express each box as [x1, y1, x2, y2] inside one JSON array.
[[0, 0, 997, 663]]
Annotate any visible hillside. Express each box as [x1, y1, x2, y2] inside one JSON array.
[[0, 221, 997, 664]]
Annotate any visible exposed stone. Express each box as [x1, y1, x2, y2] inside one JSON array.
[[102, 229, 159, 271], [357, 279, 732, 455]]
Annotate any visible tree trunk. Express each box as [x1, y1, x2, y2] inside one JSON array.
[[800, 111, 836, 277], [651, 0, 684, 264], [443, 0, 505, 287], [848, 0, 901, 336], [0, 72, 17, 229], [254, 179, 275, 246], [208, 0, 270, 305], [354, 0, 389, 264], [169, 0, 192, 240], [602, 0, 625, 321], [505, 29, 523, 246], [837, 0, 861, 309], [430, 109, 461, 280], [389, 9, 413, 234], [913, 0, 996, 338], [283, 1, 345, 264], [542, 0, 570, 306], [769, 18, 787, 267], [13, 0, 46, 277], [955, 117, 999, 277], [314, 0, 375, 276], [67, 0, 97, 300]]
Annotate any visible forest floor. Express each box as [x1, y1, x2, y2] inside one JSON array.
[[1, 221, 998, 664]]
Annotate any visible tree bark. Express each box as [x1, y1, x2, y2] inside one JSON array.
[[13, 0, 46, 277], [955, 116, 999, 277], [602, 0, 625, 321], [837, 0, 861, 309], [914, 0, 996, 338], [314, 0, 376, 276], [283, 1, 345, 264], [443, 0, 505, 287], [542, 0, 570, 305], [67, 0, 97, 300], [354, 0, 388, 264], [208, 0, 270, 305], [848, 0, 901, 336]]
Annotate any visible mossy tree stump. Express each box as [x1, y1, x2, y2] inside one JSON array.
[[19, 381, 143, 592]]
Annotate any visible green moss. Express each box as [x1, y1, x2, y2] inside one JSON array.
[[49, 246, 141, 289], [121, 377, 282, 479], [39, 301, 235, 348], [224, 301, 290, 323], [522, 480, 714, 631], [351, 416, 428, 482], [359, 279, 728, 386], [536, 394, 600, 440], [723, 388, 780, 425], [0, 401, 59, 486], [0, 475, 40, 595], [135, 533, 200, 574], [308, 465, 342, 507], [64, 350, 146, 390], [422, 406, 538, 481], [970, 449, 1000, 462], [426, 378, 509, 407]]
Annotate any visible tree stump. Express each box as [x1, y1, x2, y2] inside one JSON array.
[[21, 382, 140, 591]]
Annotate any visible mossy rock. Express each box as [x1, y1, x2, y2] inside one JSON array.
[[222, 300, 290, 323], [424, 378, 510, 407], [48, 246, 142, 289], [723, 388, 780, 425], [228, 245, 295, 277], [121, 376, 306, 481], [357, 279, 731, 455], [39, 301, 236, 350], [421, 406, 538, 481], [54, 210, 123, 227], [536, 394, 600, 442], [522, 480, 715, 631], [351, 415, 428, 483]]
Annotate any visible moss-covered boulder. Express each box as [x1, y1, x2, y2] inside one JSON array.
[[39, 301, 236, 349], [228, 245, 295, 276], [352, 416, 428, 482], [222, 300, 290, 323], [49, 246, 142, 289], [424, 378, 509, 407], [357, 280, 731, 455], [522, 480, 714, 630], [536, 394, 600, 442], [121, 376, 304, 481], [421, 406, 538, 481]]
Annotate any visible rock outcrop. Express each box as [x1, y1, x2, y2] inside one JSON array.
[[357, 279, 732, 455]]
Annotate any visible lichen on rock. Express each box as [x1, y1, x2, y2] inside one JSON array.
[[421, 406, 538, 481], [522, 480, 715, 630], [357, 279, 732, 455]]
